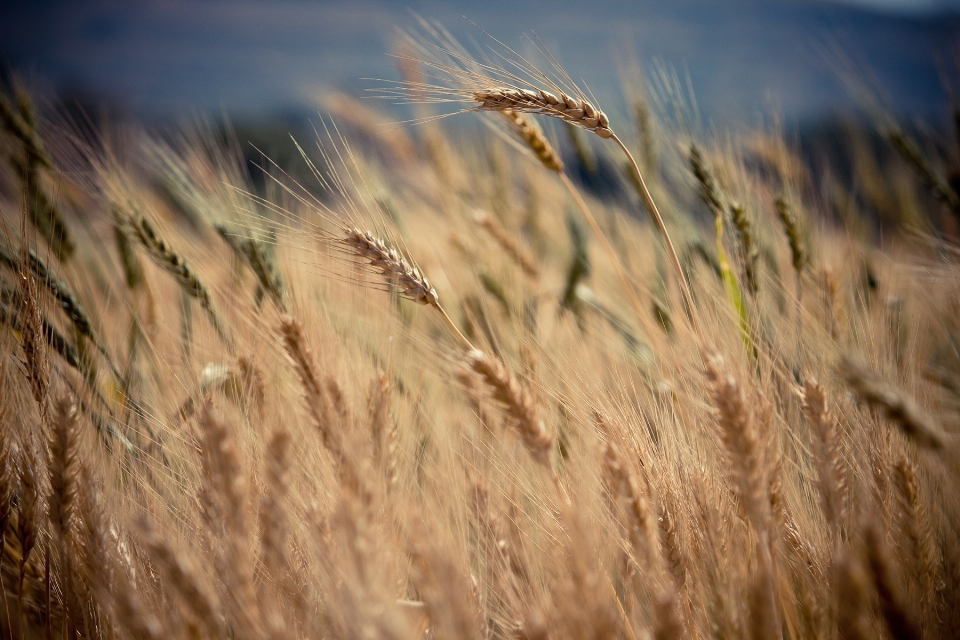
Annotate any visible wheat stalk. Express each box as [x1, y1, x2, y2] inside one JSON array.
[[473, 210, 540, 278], [390, 34, 701, 337], [131, 216, 233, 348], [799, 379, 848, 541], [499, 109, 564, 172], [343, 227, 474, 350], [840, 356, 946, 450], [892, 457, 939, 621], [48, 395, 79, 542], [138, 519, 222, 638], [775, 197, 805, 277], [476, 88, 699, 335]]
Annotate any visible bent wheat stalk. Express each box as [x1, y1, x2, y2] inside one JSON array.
[[386, 32, 701, 335], [474, 88, 698, 333], [343, 228, 474, 350], [497, 108, 659, 339], [473, 209, 540, 278], [465, 349, 567, 502], [483, 89, 697, 331]]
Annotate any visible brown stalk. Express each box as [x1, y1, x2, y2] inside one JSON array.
[[197, 402, 264, 639], [864, 523, 922, 640], [840, 356, 946, 450], [343, 228, 474, 350], [499, 109, 564, 173], [473, 210, 540, 278], [469, 83, 699, 337], [139, 519, 222, 638], [892, 457, 939, 620], [799, 379, 848, 541], [594, 411, 657, 567], [465, 349, 565, 499]]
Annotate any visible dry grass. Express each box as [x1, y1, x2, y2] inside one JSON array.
[[0, 27, 959, 640]]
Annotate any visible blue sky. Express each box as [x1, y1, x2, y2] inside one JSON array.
[[1, 0, 957, 126]]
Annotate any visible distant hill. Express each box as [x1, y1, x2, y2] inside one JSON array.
[[1, 0, 957, 126]]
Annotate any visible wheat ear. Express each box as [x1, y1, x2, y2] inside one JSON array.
[[703, 350, 783, 639], [884, 125, 960, 214], [775, 197, 805, 277], [840, 356, 946, 450], [139, 519, 222, 638], [279, 316, 369, 502], [17, 258, 49, 413], [197, 403, 265, 637], [653, 592, 682, 640], [864, 523, 923, 640], [688, 145, 758, 294], [835, 552, 872, 640], [473, 210, 540, 278], [16, 444, 39, 612], [500, 109, 564, 173], [475, 88, 612, 138], [215, 225, 287, 312], [703, 351, 768, 528], [799, 379, 848, 541], [892, 457, 939, 621], [48, 395, 79, 542], [343, 227, 474, 350], [594, 411, 657, 567], [465, 349, 565, 500], [468, 84, 698, 336], [656, 488, 687, 590], [132, 216, 233, 348]]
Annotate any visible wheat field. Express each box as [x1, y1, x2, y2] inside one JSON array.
[[0, 25, 958, 640]]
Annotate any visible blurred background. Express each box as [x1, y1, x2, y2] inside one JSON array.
[[1, 0, 958, 130]]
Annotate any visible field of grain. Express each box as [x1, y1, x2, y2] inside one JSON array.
[[0, 25, 958, 639]]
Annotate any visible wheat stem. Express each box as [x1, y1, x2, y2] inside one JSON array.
[[559, 173, 659, 341], [611, 134, 701, 339]]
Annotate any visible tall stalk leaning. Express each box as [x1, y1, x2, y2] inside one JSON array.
[[476, 88, 700, 337], [499, 109, 659, 340], [383, 37, 702, 338]]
